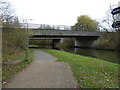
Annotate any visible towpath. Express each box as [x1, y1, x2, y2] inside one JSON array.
[[4, 49, 78, 88]]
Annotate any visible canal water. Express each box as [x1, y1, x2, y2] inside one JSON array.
[[58, 47, 119, 64]]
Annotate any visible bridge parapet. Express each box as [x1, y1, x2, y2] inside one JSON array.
[[30, 29, 100, 37]]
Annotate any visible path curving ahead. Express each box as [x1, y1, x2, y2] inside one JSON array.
[[3, 49, 78, 88]]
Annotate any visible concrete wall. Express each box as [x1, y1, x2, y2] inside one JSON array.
[[75, 37, 98, 48], [60, 38, 66, 43], [57, 37, 99, 48], [75, 38, 94, 48]]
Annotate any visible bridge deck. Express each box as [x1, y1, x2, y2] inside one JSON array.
[[30, 29, 100, 37]]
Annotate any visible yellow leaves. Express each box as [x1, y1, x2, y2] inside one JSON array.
[[2, 82, 7, 85]]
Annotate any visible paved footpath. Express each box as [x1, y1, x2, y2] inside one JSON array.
[[4, 49, 78, 88]]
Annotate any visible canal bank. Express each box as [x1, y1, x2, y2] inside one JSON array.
[[43, 49, 119, 88]]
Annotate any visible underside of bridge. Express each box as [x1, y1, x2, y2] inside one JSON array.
[[30, 36, 99, 48]]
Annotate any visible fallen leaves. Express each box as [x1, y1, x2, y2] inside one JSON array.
[[2, 82, 7, 85]]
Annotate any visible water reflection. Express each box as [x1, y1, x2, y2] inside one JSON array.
[[61, 47, 119, 64]]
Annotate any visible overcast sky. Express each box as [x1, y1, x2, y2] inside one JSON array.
[[8, 0, 119, 26]]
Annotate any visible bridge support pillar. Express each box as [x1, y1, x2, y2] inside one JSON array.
[[75, 37, 96, 48], [60, 38, 65, 43]]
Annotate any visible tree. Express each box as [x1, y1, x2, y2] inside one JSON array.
[[0, 0, 13, 22], [95, 4, 120, 51], [13, 16, 22, 28], [72, 15, 99, 31], [1, 0, 29, 57], [102, 4, 118, 32], [0, 0, 15, 28], [0, 0, 22, 29]]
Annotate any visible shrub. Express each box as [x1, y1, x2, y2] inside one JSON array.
[[2, 28, 29, 61]]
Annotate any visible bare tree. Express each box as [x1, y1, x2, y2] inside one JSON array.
[[102, 4, 117, 32], [0, 0, 15, 28], [0, 0, 14, 21]]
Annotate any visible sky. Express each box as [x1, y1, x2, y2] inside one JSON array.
[[8, 0, 119, 26]]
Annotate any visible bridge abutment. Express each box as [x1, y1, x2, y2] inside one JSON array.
[[75, 37, 98, 48], [60, 38, 66, 43]]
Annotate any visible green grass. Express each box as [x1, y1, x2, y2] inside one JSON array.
[[43, 49, 119, 88], [2, 49, 34, 84]]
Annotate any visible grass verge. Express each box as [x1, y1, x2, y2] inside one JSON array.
[[2, 49, 34, 85], [43, 49, 119, 88]]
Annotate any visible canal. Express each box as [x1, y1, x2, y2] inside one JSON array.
[[58, 47, 119, 64]]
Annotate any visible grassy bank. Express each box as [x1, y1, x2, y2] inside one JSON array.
[[2, 49, 34, 85], [43, 49, 119, 88]]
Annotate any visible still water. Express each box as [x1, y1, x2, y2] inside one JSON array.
[[59, 47, 119, 64]]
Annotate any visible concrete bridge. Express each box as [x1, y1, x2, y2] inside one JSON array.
[[29, 29, 101, 48]]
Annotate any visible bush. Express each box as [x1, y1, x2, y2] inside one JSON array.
[[2, 28, 29, 60], [94, 31, 120, 51], [29, 40, 53, 46]]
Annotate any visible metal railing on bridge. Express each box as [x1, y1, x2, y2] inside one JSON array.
[[21, 23, 72, 30], [21, 23, 100, 32]]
